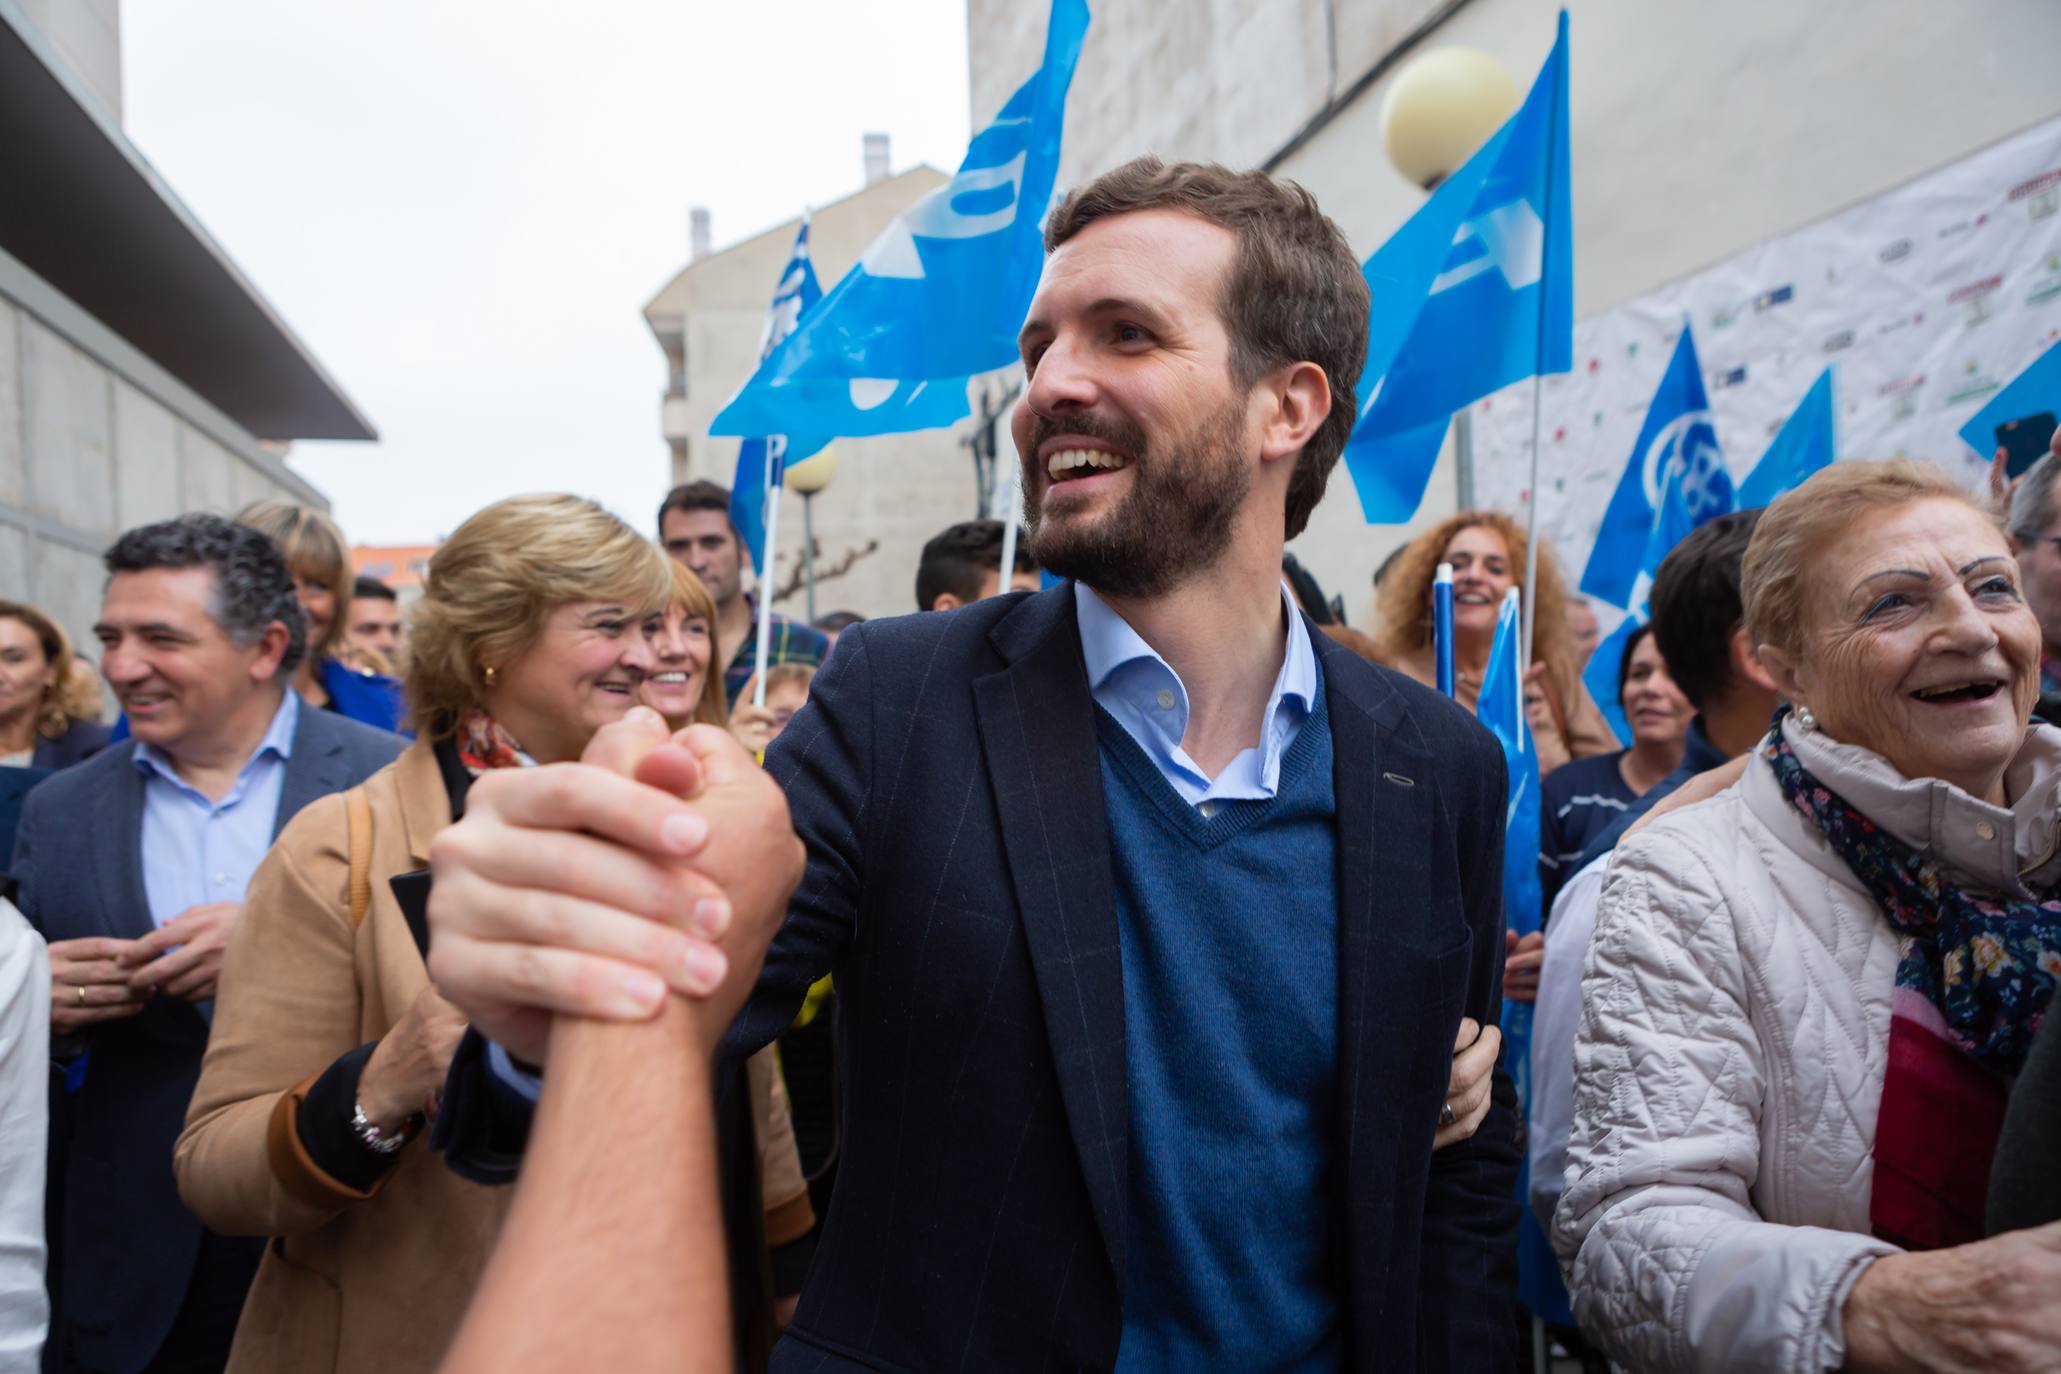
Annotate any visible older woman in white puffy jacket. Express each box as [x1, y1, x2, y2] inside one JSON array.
[[1556, 459, 2061, 1374]]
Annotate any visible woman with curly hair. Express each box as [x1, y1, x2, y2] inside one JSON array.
[[1370, 510, 1618, 775]]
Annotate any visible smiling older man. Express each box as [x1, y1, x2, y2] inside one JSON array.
[[424, 159, 1519, 1373], [13, 516, 399, 1374]]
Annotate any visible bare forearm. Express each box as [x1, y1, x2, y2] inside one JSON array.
[[439, 1004, 729, 1374]]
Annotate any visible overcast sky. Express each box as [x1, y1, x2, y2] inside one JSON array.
[[121, 1, 973, 546]]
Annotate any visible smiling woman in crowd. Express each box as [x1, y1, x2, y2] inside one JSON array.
[[1537, 622, 1691, 910], [0, 600, 110, 769], [637, 559, 729, 733], [1556, 459, 2061, 1374], [173, 494, 812, 1373], [1371, 509, 1618, 776]]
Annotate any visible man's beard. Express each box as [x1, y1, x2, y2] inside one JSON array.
[[1023, 397, 1251, 599]]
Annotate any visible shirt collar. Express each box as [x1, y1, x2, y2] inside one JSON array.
[[135, 689, 300, 786], [1074, 580, 1317, 728]]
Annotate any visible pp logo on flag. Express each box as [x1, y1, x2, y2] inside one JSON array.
[[861, 150, 1030, 281], [1430, 199, 1546, 296], [1643, 412, 1728, 519]]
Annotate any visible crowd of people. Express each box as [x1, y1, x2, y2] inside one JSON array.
[[0, 154, 2057, 1374]]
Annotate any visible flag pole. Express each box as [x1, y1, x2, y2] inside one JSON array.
[[1520, 12, 1567, 671], [751, 439, 783, 709], [996, 464, 1022, 591], [1521, 382, 1544, 668], [1434, 562, 1455, 697]]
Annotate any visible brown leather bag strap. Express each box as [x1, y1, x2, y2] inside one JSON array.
[[345, 786, 373, 925]]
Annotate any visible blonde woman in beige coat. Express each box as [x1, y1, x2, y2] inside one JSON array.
[[175, 495, 813, 1374]]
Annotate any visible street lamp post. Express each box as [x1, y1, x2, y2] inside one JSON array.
[[1378, 45, 1519, 514], [784, 447, 838, 623]]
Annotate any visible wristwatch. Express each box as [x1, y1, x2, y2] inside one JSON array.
[[350, 1100, 421, 1155]]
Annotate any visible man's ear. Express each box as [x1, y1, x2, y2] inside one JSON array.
[[1258, 361, 1331, 468], [252, 620, 294, 683], [929, 593, 965, 613]]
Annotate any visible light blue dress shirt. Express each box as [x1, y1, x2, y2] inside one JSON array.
[[1074, 582, 1316, 811], [134, 690, 299, 930]]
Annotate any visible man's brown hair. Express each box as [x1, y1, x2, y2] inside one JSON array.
[[1043, 157, 1370, 539]]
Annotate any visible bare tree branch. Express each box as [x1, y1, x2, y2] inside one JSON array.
[[770, 538, 880, 605]]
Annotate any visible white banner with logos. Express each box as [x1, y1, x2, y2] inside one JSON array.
[[1472, 113, 2061, 599]]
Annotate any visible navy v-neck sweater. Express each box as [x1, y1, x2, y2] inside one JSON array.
[[1097, 679, 1343, 1373]]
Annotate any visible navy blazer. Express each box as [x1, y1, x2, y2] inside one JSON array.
[[440, 585, 1520, 1372], [12, 703, 401, 1374]]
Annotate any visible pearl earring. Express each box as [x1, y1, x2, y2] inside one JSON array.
[[1796, 705, 1817, 731], [482, 665, 499, 688]]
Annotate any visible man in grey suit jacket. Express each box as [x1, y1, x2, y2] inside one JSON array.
[[12, 516, 400, 1374]]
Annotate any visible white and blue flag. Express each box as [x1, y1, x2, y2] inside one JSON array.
[[731, 222, 830, 571], [1959, 335, 2061, 462], [1343, 10, 1572, 523], [1736, 366, 1836, 509], [1582, 382, 1738, 743], [1580, 324, 1731, 610], [711, 0, 1089, 441]]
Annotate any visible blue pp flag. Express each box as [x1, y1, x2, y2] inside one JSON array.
[[730, 223, 831, 571], [1959, 335, 2061, 462], [1583, 428, 1738, 743], [711, 0, 1089, 441], [1343, 10, 1572, 523], [1737, 367, 1836, 509], [1477, 589, 1541, 948], [1581, 324, 1732, 610], [1474, 588, 1568, 1325]]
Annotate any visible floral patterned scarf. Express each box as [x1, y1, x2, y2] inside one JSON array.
[[1765, 721, 2061, 1247], [454, 708, 532, 774]]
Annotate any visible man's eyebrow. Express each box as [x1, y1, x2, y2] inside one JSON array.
[[1018, 296, 1172, 347], [97, 621, 193, 643]]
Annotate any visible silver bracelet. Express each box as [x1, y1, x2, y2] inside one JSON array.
[[351, 1101, 414, 1155]]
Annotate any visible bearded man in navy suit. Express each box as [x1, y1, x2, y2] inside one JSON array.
[[425, 158, 1518, 1372]]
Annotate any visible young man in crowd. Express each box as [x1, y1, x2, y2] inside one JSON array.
[[1527, 509, 1778, 1229], [14, 516, 400, 1374], [343, 574, 405, 668], [657, 481, 829, 707], [426, 159, 1516, 1371], [913, 519, 1041, 612]]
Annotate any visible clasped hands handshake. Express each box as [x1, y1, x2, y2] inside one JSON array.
[[426, 707, 804, 1065]]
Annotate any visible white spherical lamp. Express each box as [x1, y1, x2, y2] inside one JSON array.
[[1379, 47, 1520, 190], [783, 446, 838, 495]]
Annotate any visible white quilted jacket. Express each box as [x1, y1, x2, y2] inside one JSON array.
[[1554, 718, 2061, 1374]]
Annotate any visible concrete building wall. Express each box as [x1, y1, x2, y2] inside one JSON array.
[[13, 0, 121, 121], [968, 0, 2061, 627], [0, 245, 327, 659], [647, 168, 996, 622]]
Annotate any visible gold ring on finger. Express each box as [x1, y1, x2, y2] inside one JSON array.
[[75, 985, 86, 1007]]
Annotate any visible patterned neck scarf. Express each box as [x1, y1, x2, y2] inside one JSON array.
[[454, 709, 532, 775], [1764, 718, 2061, 1247]]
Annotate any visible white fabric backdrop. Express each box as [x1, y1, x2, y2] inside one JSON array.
[[1471, 113, 2061, 607]]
